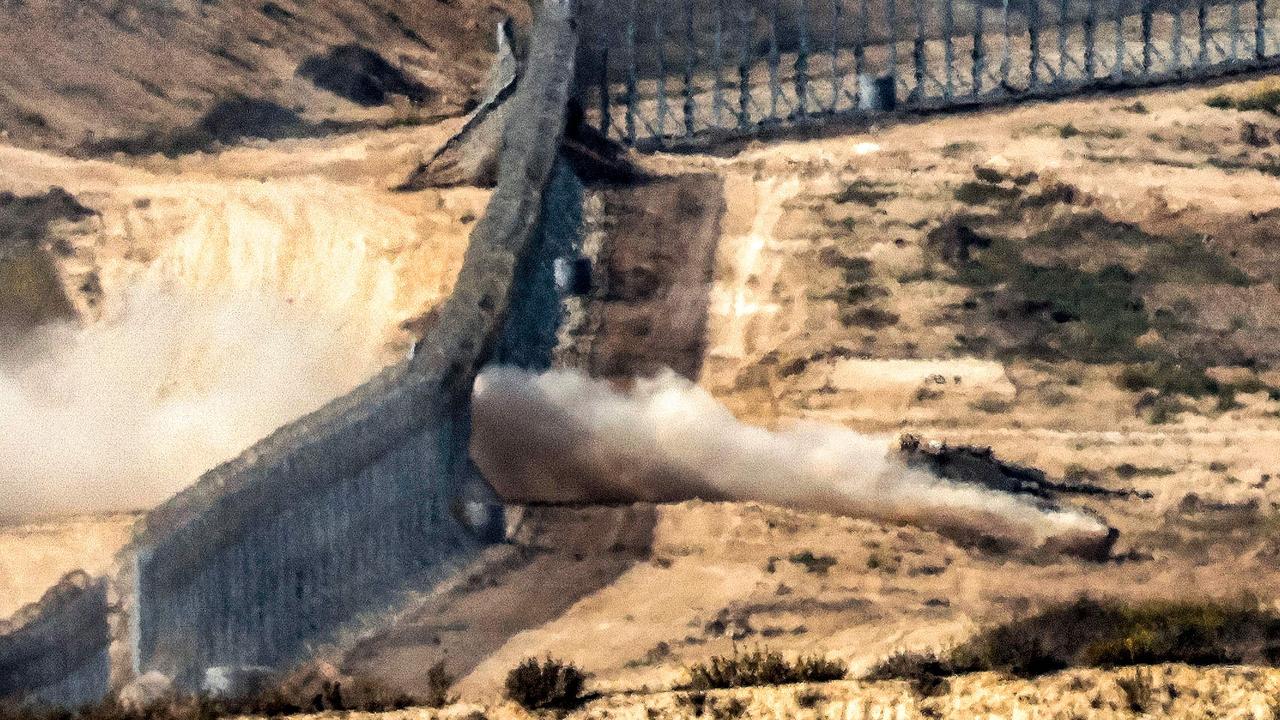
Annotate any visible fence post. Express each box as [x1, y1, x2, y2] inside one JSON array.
[[856, 0, 868, 91], [1198, 0, 1210, 66], [713, 0, 725, 127], [683, 0, 696, 137], [655, 12, 668, 144], [1029, 0, 1042, 88], [831, 0, 844, 112], [738, 2, 753, 128], [973, 1, 986, 95], [797, 0, 811, 117], [1058, 0, 1070, 83], [1000, 0, 1012, 87], [1232, 0, 1243, 59], [888, 0, 900, 101], [624, 0, 638, 145], [944, 0, 955, 99], [1257, 0, 1268, 58], [1172, 0, 1184, 70], [769, 0, 782, 122], [1142, 0, 1154, 72], [913, 0, 927, 101], [1113, 0, 1125, 80], [1084, 0, 1098, 76]]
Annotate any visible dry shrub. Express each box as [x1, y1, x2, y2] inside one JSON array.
[[794, 688, 826, 708], [0, 663, 426, 720], [686, 647, 846, 690], [503, 657, 586, 711], [865, 650, 953, 697], [1116, 668, 1154, 713], [868, 598, 1280, 683]]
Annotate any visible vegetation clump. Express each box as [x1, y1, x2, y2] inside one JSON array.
[[0, 667, 424, 720], [686, 647, 846, 690], [423, 661, 457, 709], [1116, 668, 1155, 713], [954, 180, 1022, 205], [932, 202, 1255, 366], [788, 551, 838, 575], [834, 179, 895, 206], [1206, 82, 1280, 115], [504, 656, 587, 711], [1116, 362, 1279, 422], [1116, 361, 1221, 397], [867, 598, 1280, 684], [865, 649, 953, 696]]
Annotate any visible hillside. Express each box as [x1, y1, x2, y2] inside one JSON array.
[[6, 24, 1280, 713], [0, 124, 489, 522], [0, 0, 528, 154], [333, 74, 1280, 700]]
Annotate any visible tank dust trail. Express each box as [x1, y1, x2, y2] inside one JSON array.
[[471, 366, 1114, 555]]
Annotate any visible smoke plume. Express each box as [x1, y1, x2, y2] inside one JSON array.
[[0, 282, 381, 518], [471, 366, 1113, 554]]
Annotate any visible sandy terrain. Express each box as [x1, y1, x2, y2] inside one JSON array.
[[10, 64, 1280, 715], [0, 514, 137, 619], [0, 0, 528, 153], [0, 119, 488, 609], [342, 74, 1280, 699], [0, 123, 490, 344], [0, 124, 489, 519]]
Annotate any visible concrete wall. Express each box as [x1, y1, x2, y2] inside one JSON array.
[[131, 157, 586, 688], [0, 0, 582, 704], [0, 572, 111, 707]]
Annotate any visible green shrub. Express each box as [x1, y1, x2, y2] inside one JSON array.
[[1116, 362, 1219, 397], [1113, 463, 1174, 479], [1205, 93, 1234, 109], [1117, 363, 1277, 419], [504, 657, 586, 711], [839, 307, 900, 329], [954, 181, 1022, 205], [788, 551, 838, 575], [941, 141, 980, 157], [951, 230, 1150, 362], [835, 179, 895, 206], [686, 647, 846, 690], [1205, 83, 1280, 114]]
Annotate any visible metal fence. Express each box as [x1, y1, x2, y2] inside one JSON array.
[[574, 0, 1280, 148]]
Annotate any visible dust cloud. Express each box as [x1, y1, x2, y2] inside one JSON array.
[[471, 366, 1113, 554], [0, 282, 380, 518]]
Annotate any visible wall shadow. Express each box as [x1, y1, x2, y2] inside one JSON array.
[[338, 504, 657, 692]]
